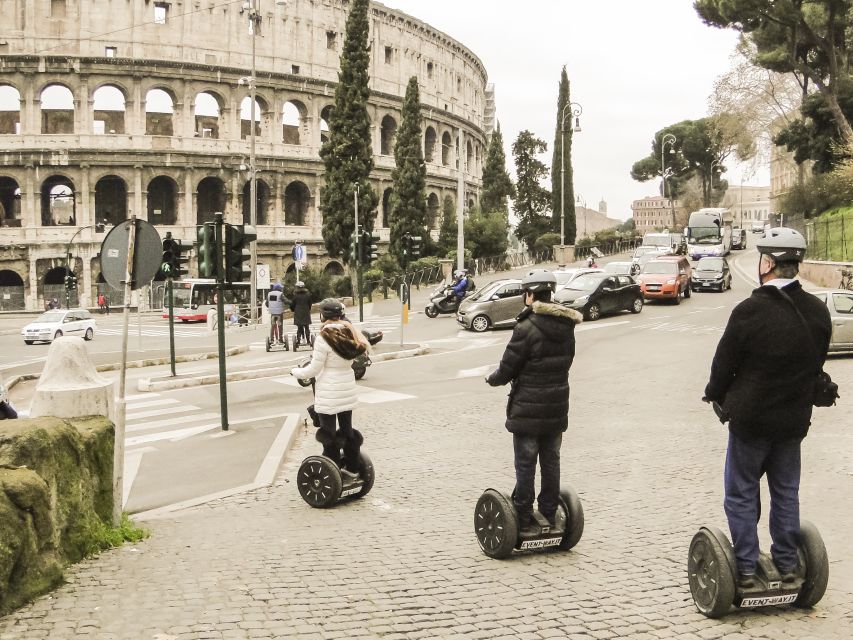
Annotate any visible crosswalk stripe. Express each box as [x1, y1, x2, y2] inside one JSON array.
[[126, 412, 220, 433], [126, 424, 220, 446], [126, 405, 197, 420], [126, 398, 182, 410]]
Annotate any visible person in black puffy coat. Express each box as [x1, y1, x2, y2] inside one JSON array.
[[290, 281, 313, 346], [486, 269, 582, 531]]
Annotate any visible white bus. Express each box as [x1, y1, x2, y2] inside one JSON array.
[[686, 208, 733, 260], [162, 279, 262, 322]]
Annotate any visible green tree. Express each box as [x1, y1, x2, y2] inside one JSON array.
[[319, 0, 377, 264], [551, 66, 577, 242], [437, 195, 457, 256], [695, 0, 853, 144], [480, 124, 515, 213], [465, 209, 509, 258], [389, 77, 428, 261], [512, 130, 551, 250]]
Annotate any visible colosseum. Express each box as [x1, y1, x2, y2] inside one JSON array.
[[0, 0, 493, 311]]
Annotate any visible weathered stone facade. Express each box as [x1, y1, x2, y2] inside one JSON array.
[[0, 0, 488, 310]]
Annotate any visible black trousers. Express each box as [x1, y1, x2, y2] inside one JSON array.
[[512, 432, 562, 522], [296, 323, 311, 343], [317, 410, 361, 472]]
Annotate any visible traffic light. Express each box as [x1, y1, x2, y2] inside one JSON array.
[[64, 273, 77, 291], [350, 230, 360, 264], [360, 230, 379, 265], [409, 235, 422, 259], [162, 233, 189, 280], [401, 233, 411, 266], [197, 224, 217, 279], [224, 224, 257, 282]]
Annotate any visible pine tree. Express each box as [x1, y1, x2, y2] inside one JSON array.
[[513, 130, 551, 251], [551, 67, 576, 243], [389, 76, 428, 261], [319, 0, 377, 264], [480, 124, 514, 214]]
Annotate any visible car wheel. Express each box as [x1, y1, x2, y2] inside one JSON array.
[[631, 297, 643, 314], [24, 340, 34, 345], [673, 293, 681, 305], [585, 303, 601, 321], [53, 330, 63, 340], [470, 315, 491, 333]]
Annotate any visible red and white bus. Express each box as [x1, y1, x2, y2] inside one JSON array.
[[162, 279, 261, 322]]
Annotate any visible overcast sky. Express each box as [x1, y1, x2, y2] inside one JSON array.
[[380, 0, 759, 221]]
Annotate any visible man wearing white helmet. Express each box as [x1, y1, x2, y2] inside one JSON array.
[[704, 227, 831, 588]]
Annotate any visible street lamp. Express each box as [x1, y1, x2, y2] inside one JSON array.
[[576, 194, 587, 239], [560, 101, 582, 246], [660, 133, 676, 228]]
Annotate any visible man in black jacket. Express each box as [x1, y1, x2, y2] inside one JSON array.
[[290, 281, 313, 347], [704, 227, 831, 587], [486, 269, 583, 533]]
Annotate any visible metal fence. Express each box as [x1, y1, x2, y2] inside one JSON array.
[[0, 286, 25, 311], [43, 284, 78, 308], [806, 215, 853, 262], [573, 239, 642, 260]]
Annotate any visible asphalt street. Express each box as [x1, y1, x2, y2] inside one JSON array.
[[2, 248, 853, 638]]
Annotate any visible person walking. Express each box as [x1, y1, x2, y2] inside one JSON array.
[[290, 280, 313, 347], [97, 293, 106, 314], [291, 299, 369, 475], [485, 269, 582, 533], [703, 227, 832, 588]]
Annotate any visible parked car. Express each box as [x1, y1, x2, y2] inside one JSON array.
[[636, 255, 692, 303], [21, 308, 97, 344], [731, 228, 747, 250], [691, 256, 731, 292], [603, 261, 635, 276], [631, 246, 669, 273], [811, 289, 853, 353], [751, 222, 766, 233], [457, 278, 524, 332], [555, 273, 643, 321], [553, 267, 603, 291]]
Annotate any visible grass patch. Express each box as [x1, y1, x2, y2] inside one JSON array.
[[81, 513, 149, 557]]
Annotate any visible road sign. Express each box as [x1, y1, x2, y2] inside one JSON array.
[[256, 263, 271, 289], [292, 243, 306, 263], [100, 219, 162, 291]]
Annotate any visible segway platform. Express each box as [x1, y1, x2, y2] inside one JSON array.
[[290, 333, 315, 352], [297, 451, 375, 508], [474, 487, 584, 559], [265, 337, 290, 352], [687, 522, 829, 618]]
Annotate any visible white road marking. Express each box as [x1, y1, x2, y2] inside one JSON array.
[[457, 364, 497, 378], [0, 357, 47, 371], [125, 406, 197, 420], [124, 397, 182, 410], [358, 388, 415, 403], [125, 412, 221, 433], [576, 320, 630, 332], [122, 447, 156, 507], [126, 424, 220, 446]]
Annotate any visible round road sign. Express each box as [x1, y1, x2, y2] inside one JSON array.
[[100, 219, 163, 291]]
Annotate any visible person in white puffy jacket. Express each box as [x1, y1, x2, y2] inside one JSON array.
[[291, 298, 369, 474]]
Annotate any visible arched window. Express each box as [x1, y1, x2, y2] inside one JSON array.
[[147, 176, 178, 225], [95, 175, 127, 226], [380, 115, 397, 156], [284, 181, 311, 226], [424, 127, 437, 163], [197, 176, 226, 224], [320, 105, 333, 145], [441, 131, 452, 166], [0, 177, 21, 226], [242, 179, 270, 225], [381, 188, 393, 228], [41, 176, 75, 226], [194, 92, 221, 139], [0, 269, 25, 311], [282, 100, 306, 144], [93, 85, 126, 134], [240, 96, 265, 140], [145, 89, 174, 136], [40, 85, 74, 134], [0, 86, 21, 134], [466, 140, 473, 170], [324, 261, 344, 276], [427, 192, 440, 230]]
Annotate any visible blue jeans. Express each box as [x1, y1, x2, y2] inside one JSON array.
[[724, 432, 802, 574], [512, 432, 562, 522]]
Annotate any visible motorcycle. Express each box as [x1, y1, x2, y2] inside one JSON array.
[[295, 328, 384, 387], [425, 284, 463, 318]]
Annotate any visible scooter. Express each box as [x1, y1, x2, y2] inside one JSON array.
[[473, 487, 584, 559], [294, 328, 384, 387], [687, 401, 830, 618], [425, 285, 462, 318]]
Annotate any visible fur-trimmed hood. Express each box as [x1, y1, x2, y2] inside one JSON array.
[[320, 323, 368, 361], [532, 300, 583, 324]]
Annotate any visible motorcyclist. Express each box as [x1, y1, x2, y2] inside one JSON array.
[[290, 281, 313, 347], [266, 283, 287, 344], [451, 270, 469, 303]]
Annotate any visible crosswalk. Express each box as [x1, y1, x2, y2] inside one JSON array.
[[98, 325, 208, 338], [251, 315, 405, 350]]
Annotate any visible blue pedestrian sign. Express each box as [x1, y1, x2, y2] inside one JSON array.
[[292, 243, 306, 263]]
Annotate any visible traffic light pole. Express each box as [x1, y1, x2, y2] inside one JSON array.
[[214, 213, 229, 431], [167, 276, 176, 377], [354, 186, 363, 322]]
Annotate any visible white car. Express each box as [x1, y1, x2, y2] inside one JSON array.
[[21, 309, 97, 344], [811, 289, 853, 353]]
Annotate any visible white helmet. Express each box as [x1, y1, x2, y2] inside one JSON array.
[[756, 227, 806, 263]]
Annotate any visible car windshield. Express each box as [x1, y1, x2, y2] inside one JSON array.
[[468, 282, 506, 302], [642, 262, 678, 275], [35, 312, 65, 323], [604, 263, 631, 274], [554, 271, 579, 286], [565, 275, 604, 291], [697, 258, 724, 271], [689, 227, 721, 244], [633, 247, 660, 258]]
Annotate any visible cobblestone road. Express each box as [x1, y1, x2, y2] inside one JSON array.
[[1, 334, 852, 639]]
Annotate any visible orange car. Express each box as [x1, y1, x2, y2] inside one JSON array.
[[637, 255, 692, 303]]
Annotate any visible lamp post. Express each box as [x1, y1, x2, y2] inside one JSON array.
[[560, 101, 583, 246], [576, 194, 587, 239], [660, 133, 676, 228]]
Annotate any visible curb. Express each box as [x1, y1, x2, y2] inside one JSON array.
[[138, 344, 431, 392]]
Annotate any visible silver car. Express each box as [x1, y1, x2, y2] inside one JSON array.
[[21, 308, 97, 344], [811, 289, 853, 353], [457, 278, 524, 332]]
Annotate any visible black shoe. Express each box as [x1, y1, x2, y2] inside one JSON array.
[[541, 512, 557, 528], [780, 569, 798, 584], [737, 573, 756, 589], [518, 514, 538, 536]]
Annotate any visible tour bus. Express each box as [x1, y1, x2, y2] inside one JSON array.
[[686, 208, 733, 260], [162, 279, 262, 322]]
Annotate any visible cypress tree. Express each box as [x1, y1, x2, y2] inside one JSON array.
[[319, 0, 377, 264], [551, 67, 577, 243], [480, 124, 515, 214], [389, 76, 427, 260]]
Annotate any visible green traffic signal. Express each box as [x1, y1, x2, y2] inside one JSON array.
[[197, 224, 216, 279], [409, 235, 422, 259], [224, 224, 257, 282], [64, 273, 77, 291]]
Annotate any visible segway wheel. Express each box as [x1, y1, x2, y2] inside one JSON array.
[[265, 337, 271, 353], [558, 487, 584, 551], [687, 527, 737, 619], [474, 489, 518, 559], [355, 451, 375, 498], [795, 520, 829, 609], [297, 456, 342, 508]]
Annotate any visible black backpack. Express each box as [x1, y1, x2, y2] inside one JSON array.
[[466, 277, 476, 292]]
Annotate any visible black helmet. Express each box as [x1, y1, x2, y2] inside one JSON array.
[[319, 298, 345, 321], [521, 268, 557, 293], [756, 227, 806, 263]]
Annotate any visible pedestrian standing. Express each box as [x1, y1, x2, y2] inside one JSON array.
[[290, 280, 313, 347], [703, 228, 832, 588], [291, 299, 369, 475], [97, 293, 106, 313], [485, 269, 582, 533]]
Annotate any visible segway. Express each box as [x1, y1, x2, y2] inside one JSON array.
[[474, 486, 584, 559], [290, 331, 315, 352], [687, 522, 829, 618], [265, 317, 290, 352]]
